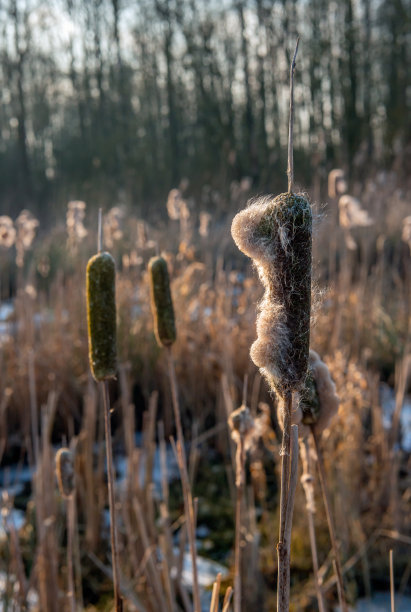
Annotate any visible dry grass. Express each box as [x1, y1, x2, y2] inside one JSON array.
[[0, 171, 410, 610]]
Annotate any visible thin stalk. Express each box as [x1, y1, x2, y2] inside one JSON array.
[[102, 381, 123, 612], [277, 392, 293, 612], [210, 573, 222, 612], [222, 586, 233, 612], [300, 438, 326, 612], [98, 208, 103, 253], [67, 495, 76, 612], [132, 498, 170, 611], [234, 435, 245, 612], [166, 347, 201, 612], [28, 349, 39, 466], [390, 549, 396, 612], [287, 37, 300, 193], [311, 427, 347, 612]]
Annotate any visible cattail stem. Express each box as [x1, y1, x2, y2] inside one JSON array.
[[233, 435, 245, 612], [210, 573, 222, 612], [287, 37, 300, 194], [102, 380, 123, 612], [311, 427, 347, 612], [67, 495, 76, 612], [390, 549, 396, 612], [166, 347, 200, 612], [278, 393, 292, 542], [98, 208, 103, 253], [300, 438, 326, 612], [277, 393, 295, 612], [72, 500, 84, 610]]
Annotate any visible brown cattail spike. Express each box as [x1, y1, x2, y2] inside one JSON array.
[[86, 252, 117, 381], [231, 192, 312, 397], [148, 256, 176, 347], [56, 448, 75, 498]]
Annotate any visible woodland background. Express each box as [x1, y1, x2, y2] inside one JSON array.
[[0, 0, 409, 222]]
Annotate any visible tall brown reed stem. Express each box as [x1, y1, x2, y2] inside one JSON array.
[[390, 549, 396, 612], [166, 346, 201, 612], [210, 573, 222, 612], [300, 438, 326, 612], [277, 394, 299, 612], [311, 427, 347, 612], [67, 495, 76, 612], [233, 434, 245, 612], [287, 37, 299, 194], [102, 380, 123, 612]]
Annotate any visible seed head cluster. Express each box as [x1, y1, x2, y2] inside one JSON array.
[[300, 350, 339, 435], [276, 350, 340, 437], [231, 192, 312, 397]]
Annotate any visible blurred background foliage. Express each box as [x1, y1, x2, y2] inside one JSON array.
[[0, 0, 409, 223]]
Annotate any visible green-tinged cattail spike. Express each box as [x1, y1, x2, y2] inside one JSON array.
[[56, 448, 75, 498], [86, 251, 117, 381], [149, 254, 200, 610], [148, 256, 176, 347], [87, 211, 122, 612], [231, 191, 312, 396], [56, 448, 77, 612]]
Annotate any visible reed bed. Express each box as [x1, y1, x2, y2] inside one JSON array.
[[0, 168, 409, 611]]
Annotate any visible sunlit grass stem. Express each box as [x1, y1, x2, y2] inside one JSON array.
[[300, 437, 326, 612], [166, 346, 201, 612], [311, 427, 348, 612]]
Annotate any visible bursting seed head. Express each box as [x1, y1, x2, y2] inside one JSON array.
[[299, 369, 321, 425], [148, 256, 176, 347], [228, 404, 255, 445], [231, 192, 312, 397], [300, 350, 339, 433], [56, 448, 75, 498], [86, 252, 117, 381]]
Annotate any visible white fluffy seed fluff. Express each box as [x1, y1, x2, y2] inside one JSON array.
[[277, 350, 340, 437], [231, 194, 312, 396]]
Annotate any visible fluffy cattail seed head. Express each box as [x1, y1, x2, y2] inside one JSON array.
[[231, 192, 312, 397], [228, 404, 254, 446], [299, 370, 321, 425], [55, 448, 75, 498], [300, 350, 339, 434], [148, 256, 176, 347], [86, 252, 117, 381]]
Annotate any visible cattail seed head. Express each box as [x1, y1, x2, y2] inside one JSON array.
[[148, 256, 176, 347], [300, 350, 339, 434], [228, 404, 254, 446], [86, 251, 117, 381], [55, 448, 75, 498], [299, 370, 321, 425], [231, 192, 312, 396]]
